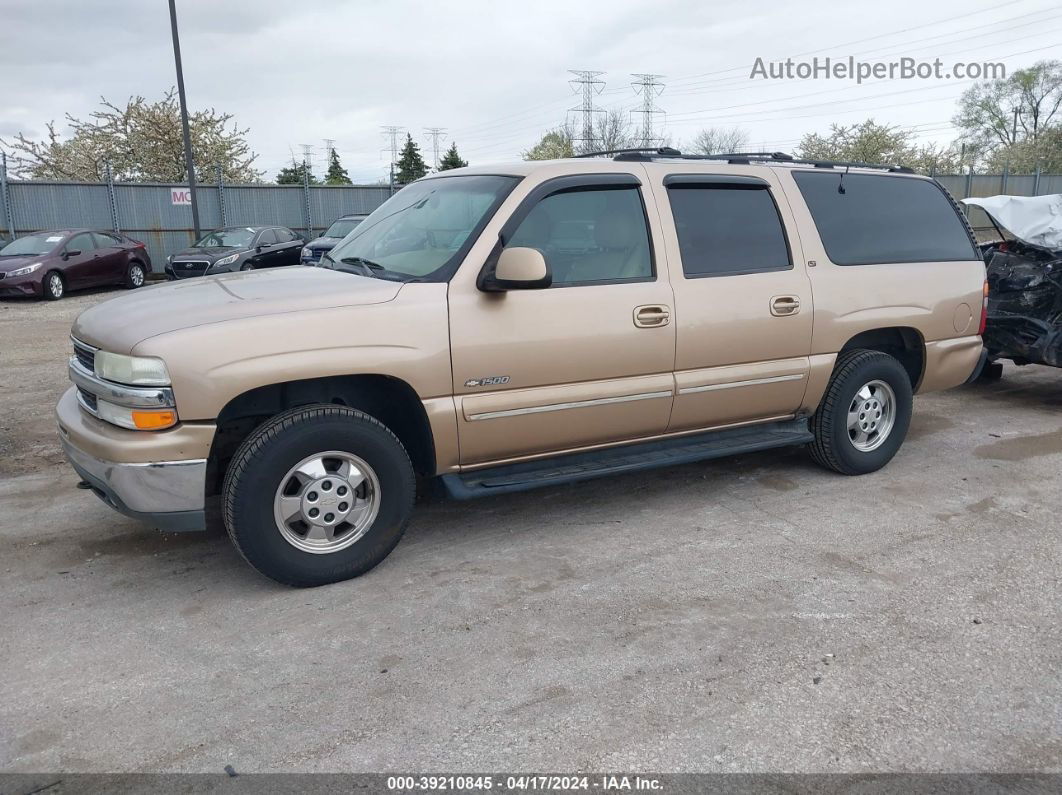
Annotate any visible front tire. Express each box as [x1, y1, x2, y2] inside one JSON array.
[[809, 349, 913, 476], [240, 262, 255, 271], [43, 270, 64, 300], [222, 405, 416, 587], [125, 261, 145, 288]]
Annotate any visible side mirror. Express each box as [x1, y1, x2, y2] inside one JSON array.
[[480, 246, 552, 292], [257, 242, 271, 250], [63, 249, 81, 259]]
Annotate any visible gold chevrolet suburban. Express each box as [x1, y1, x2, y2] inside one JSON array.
[[57, 150, 988, 586]]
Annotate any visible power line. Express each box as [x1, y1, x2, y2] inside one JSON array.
[[424, 127, 447, 170], [568, 69, 606, 154], [631, 73, 665, 147]]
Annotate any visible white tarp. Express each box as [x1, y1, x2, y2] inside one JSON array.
[[962, 194, 1062, 251]]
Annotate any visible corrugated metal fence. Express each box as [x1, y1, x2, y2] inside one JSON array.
[[1, 171, 1060, 269], [0, 176, 392, 270]]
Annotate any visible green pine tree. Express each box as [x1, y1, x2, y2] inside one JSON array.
[[395, 134, 428, 183], [275, 160, 317, 185], [324, 148, 352, 185], [437, 142, 468, 171]]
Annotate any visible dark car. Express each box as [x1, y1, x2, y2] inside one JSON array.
[[0, 229, 150, 300], [300, 214, 367, 265], [166, 226, 304, 279]]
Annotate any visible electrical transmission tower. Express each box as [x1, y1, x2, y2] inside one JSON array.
[[631, 74, 665, 147], [424, 127, 447, 170], [381, 126, 404, 194], [568, 70, 605, 154], [322, 138, 336, 159]]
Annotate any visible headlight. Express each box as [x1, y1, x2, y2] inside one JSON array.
[[96, 399, 177, 431], [94, 351, 171, 386], [7, 262, 42, 277], [213, 252, 241, 268], [301, 247, 312, 258]]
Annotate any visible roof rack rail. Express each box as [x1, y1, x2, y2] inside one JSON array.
[[607, 148, 914, 173], [575, 146, 682, 159]]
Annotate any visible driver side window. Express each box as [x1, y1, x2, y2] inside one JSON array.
[[504, 186, 653, 286]]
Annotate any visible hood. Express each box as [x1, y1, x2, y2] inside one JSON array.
[[963, 194, 1062, 251], [72, 266, 403, 353], [0, 255, 46, 274], [171, 246, 243, 261]]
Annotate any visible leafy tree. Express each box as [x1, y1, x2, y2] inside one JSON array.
[[954, 60, 1062, 151], [395, 133, 428, 183], [797, 118, 963, 174], [438, 142, 468, 171], [275, 160, 317, 185], [324, 148, 352, 185], [0, 89, 260, 182], [523, 124, 575, 160], [984, 125, 1062, 173], [689, 127, 750, 155]]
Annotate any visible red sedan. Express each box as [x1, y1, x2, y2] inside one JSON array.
[[0, 229, 152, 300]]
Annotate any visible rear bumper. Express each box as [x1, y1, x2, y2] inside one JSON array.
[[55, 387, 213, 532], [963, 347, 990, 385]]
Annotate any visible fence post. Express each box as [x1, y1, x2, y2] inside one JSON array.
[[302, 167, 313, 237], [1033, 166, 1041, 196], [104, 161, 121, 233], [0, 151, 14, 240], [1000, 163, 1009, 195], [964, 165, 973, 200], [216, 164, 226, 227]]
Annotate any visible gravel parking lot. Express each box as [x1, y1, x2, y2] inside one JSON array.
[[1, 290, 1060, 774]]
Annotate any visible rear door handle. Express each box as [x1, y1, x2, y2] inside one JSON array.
[[634, 305, 671, 328], [770, 295, 800, 316]]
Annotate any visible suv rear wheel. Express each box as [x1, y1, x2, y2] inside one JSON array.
[[222, 404, 416, 586], [809, 349, 913, 476]]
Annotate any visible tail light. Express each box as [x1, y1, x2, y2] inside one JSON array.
[[977, 280, 989, 335]]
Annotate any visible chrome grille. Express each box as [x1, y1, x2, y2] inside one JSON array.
[[171, 260, 210, 278], [72, 338, 96, 372]]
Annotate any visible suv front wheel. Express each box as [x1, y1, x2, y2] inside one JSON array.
[[809, 349, 913, 476], [222, 405, 416, 586]]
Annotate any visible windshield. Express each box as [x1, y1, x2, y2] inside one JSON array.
[[0, 233, 65, 257], [324, 218, 363, 238], [194, 228, 256, 248], [326, 175, 519, 280]]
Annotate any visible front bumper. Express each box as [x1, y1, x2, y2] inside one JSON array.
[[56, 387, 213, 532], [0, 271, 43, 297]]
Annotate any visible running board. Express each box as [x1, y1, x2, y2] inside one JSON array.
[[442, 418, 814, 500]]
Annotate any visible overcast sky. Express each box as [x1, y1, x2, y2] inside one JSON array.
[[2, 0, 1060, 182]]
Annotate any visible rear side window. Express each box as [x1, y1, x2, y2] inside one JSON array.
[[793, 172, 978, 265], [667, 184, 791, 277]]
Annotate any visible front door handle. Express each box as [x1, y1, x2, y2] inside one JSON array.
[[634, 305, 671, 328], [770, 295, 801, 316]]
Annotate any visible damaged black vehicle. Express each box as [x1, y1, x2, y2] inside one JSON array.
[[963, 195, 1062, 375]]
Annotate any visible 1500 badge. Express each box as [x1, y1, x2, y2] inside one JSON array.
[[464, 375, 510, 388]]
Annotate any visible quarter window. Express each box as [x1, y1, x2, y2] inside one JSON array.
[[667, 184, 791, 278], [792, 171, 978, 265], [505, 186, 653, 285]]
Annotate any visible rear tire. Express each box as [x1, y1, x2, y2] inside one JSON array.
[[125, 261, 145, 288], [809, 349, 913, 476], [222, 404, 416, 587], [43, 270, 64, 300]]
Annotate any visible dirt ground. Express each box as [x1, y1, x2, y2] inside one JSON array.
[[1, 288, 1061, 773]]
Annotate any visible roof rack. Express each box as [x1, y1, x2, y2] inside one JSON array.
[[604, 148, 913, 173], [575, 146, 682, 159]]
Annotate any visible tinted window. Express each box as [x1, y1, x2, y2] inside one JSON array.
[[793, 172, 978, 265], [506, 187, 652, 285], [67, 233, 96, 254], [667, 185, 790, 277]]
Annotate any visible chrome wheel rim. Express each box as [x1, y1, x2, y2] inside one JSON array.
[[49, 273, 63, 297], [847, 379, 896, 452], [273, 451, 380, 554], [131, 266, 144, 286]]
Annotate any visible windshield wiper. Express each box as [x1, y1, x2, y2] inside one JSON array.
[[338, 256, 415, 282]]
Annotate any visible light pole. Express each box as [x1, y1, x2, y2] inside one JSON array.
[[168, 0, 201, 240]]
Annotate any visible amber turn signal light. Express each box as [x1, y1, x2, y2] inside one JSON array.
[[131, 409, 177, 430]]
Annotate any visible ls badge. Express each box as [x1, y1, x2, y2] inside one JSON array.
[[464, 375, 510, 388]]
